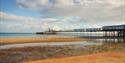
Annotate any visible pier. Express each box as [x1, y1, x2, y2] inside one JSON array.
[[36, 24, 125, 42], [102, 25, 125, 37], [73, 24, 125, 42], [101, 25, 125, 42]]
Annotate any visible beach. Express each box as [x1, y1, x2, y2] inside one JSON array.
[[0, 37, 92, 44], [0, 43, 125, 63], [0, 34, 125, 63]]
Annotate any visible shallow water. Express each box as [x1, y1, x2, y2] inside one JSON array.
[[0, 33, 56, 38]]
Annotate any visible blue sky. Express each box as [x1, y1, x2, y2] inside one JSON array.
[[0, 0, 125, 32], [0, 0, 41, 17]]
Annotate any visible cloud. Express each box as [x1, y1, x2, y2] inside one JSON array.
[[0, 12, 86, 32], [1, 0, 125, 32], [0, 12, 58, 32], [16, 0, 125, 25], [0, 12, 59, 22], [17, 0, 124, 7], [0, 12, 35, 21]]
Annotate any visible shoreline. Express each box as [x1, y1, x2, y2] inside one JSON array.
[[0, 42, 102, 50]]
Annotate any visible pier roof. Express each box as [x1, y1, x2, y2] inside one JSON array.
[[102, 24, 125, 31]]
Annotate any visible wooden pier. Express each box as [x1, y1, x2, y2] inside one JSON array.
[[74, 24, 125, 42]]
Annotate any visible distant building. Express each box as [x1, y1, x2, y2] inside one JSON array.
[[86, 28, 101, 32], [74, 29, 86, 32], [74, 28, 101, 32]]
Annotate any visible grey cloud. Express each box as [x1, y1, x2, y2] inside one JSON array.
[[16, 0, 125, 25]]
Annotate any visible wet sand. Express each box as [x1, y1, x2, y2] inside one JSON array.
[[0, 42, 102, 49], [0, 37, 92, 44]]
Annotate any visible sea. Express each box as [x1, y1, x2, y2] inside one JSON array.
[[0, 32, 104, 38]]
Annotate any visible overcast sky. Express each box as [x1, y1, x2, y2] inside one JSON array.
[[0, 0, 125, 32]]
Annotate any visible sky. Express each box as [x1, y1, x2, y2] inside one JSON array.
[[0, 0, 125, 33]]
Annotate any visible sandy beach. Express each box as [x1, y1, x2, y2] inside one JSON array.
[[0, 37, 92, 44]]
